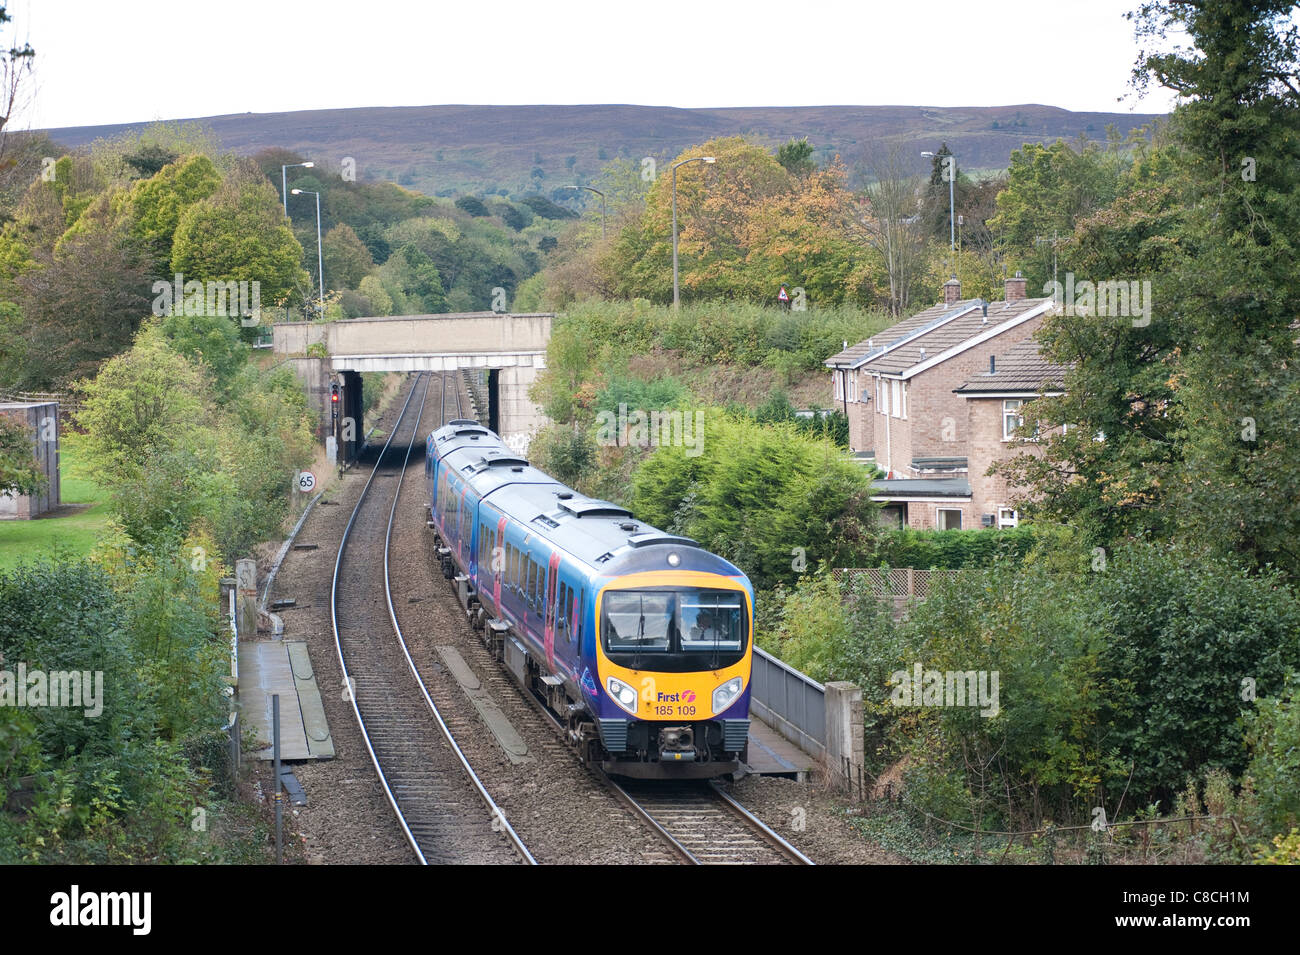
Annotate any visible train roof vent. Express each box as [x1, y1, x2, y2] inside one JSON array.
[[626, 532, 700, 549], [448, 418, 480, 427], [556, 498, 633, 519], [470, 453, 529, 473], [594, 552, 614, 563], [556, 491, 574, 500], [532, 514, 560, 529]]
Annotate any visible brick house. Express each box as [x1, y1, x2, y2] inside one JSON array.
[[825, 275, 1056, 530], [953, 338, 1069, 530]]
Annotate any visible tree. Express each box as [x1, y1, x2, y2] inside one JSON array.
[[122, 154, 222, 272], [988, 137, 1130, 289], [454, 194, 489, 217], [1127, 0, 1300, 576], [76, 326, 212, 483], [0, 412, 43, 496], [777, 137, 816, 177], [992, 151, 1190, 545], [322, 223, 374, 290], [852, 144, 927, 316], [170, 172, 308, 314], [13, 198, 154, 387], [0, 4, 34, 193]]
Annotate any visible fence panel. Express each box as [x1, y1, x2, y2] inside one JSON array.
[[750, 646, 826, 758]]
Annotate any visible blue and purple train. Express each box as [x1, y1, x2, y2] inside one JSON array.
[[426, 419, 753, 778]]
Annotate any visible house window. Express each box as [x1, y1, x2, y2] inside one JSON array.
[[834, 373, 843, 401], [1003, 400, 1024, 440], [847, 374, 856, 403], [891, 380, 902, 418], [879, 504, 906, 529], [937, 508, 963, 531], [998, 508, 1019, 529], [900, 382, 907, 419], [878, 377, 888, 415]]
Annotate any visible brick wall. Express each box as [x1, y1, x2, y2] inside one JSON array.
[[966, 396, 1045, 521]]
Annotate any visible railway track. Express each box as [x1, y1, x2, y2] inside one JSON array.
[[331, 371, 534, 865], [608, 780, 813, 865], [513, 677, 812, 864]]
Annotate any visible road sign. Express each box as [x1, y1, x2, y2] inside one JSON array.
[[296, 471, 316, 493], [777, 285, 790, 302]]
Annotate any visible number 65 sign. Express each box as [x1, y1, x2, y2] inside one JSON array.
[[296, 471, 316, 493]]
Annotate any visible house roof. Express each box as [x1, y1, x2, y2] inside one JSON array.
[[870, 477, 972, 499], [954, 338, 1070, 394], [825, 296, 1053, 377]]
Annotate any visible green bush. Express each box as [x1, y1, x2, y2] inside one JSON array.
[[0, 557, 225, 862], [1243, 677, 1300, 837], [869, 525, 1069, 569], [631, 412, 877, 591], [1091, 544, 1300, 805]]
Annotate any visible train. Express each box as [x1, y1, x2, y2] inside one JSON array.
[[425, 418, 753, 779]]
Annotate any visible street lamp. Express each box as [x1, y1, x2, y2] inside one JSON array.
[[922, 150, 956, 256], [672, 156, 715, 308], [291, 188, 325, 318], [579, 185, 606, 239], [281, 161, 314, 216]]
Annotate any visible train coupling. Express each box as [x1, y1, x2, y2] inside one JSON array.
[[657, 726, 697, 762]]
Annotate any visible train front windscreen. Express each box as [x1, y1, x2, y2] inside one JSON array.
[[601, 588, 747, 672]]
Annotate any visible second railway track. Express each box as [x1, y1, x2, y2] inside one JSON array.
[[331, 372, 533, 865]]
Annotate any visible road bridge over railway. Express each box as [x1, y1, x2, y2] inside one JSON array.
[[273, 312, 552, 459]]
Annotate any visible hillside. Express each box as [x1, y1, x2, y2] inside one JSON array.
[[40, 103, 1164, 197]]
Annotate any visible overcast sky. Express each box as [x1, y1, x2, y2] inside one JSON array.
[[16, 0, 1179, 130]]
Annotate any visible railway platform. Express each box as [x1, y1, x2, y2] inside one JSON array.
[[238, 640, 335, 760], [744, 717, 814, 781]]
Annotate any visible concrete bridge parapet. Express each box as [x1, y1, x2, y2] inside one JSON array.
[[272, 312, 553, 452]]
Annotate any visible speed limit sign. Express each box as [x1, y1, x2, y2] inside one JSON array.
[[296, 470, 316, 493]]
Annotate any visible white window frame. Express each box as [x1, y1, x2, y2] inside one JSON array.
[[1003, 399, 1024, 440], [900, 381, 907, 420], [834, 372, 843, 401], [891, 379, 902, 419], [936, 507, 963, 531], [879, 376, 888, 415], [998, 508, 1019, 529], [847, 373, 857, 403]]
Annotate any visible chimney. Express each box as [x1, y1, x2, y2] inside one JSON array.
[[943, 276, 961, 305], [1005, 271, 1027, 302]]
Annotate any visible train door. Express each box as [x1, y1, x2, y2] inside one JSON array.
[[543, 551, 560, 672], [494, 515, 507, 612]]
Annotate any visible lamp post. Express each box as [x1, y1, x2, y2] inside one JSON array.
[[922, 149, 956, 258], [672, 156, 715, 309], [579, 185, 606, 239], [281, 161, 314, 216], [291, 188, 325, 318]]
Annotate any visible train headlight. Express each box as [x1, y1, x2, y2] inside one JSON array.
[[712, 677, 743, 714], [606, 677, 638, 714]]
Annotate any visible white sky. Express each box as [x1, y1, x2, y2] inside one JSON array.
[[15, 0, 1178, 130]]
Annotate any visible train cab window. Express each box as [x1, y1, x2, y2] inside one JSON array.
[[679, 592, 744, 653], [603, 592, 673, 652], [601, 588, 748, 672]]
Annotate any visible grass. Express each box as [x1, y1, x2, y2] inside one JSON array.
[[0, 432, 112, 572]]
